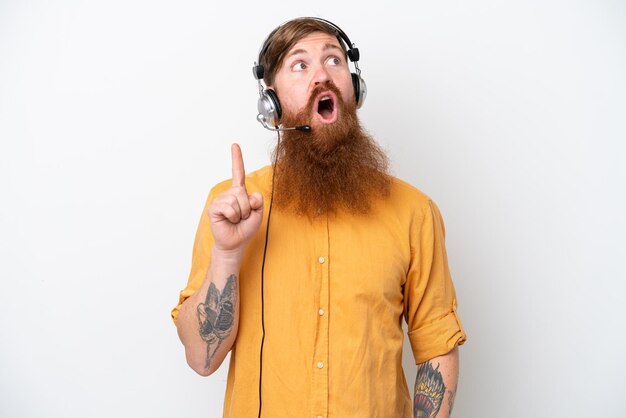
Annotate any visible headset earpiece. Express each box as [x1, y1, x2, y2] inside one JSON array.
[[257, 88, 282, 128], [351, 72, 367, 109]]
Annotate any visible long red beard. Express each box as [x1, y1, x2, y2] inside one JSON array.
[[272, 81, 391, 217]]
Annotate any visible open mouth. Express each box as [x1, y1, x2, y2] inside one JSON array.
[[315, 93, 337, 123]]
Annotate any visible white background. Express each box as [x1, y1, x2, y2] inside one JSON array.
[[1, 1, 625, 417]]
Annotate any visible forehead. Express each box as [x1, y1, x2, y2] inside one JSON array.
[[286, 31, 344, 56]]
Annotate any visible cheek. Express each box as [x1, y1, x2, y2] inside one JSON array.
[[341, 80, 355, 103], [283, 87, 308, 110], [336, 74, 354, 101]]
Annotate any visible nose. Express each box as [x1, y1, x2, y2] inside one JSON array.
[[312, 64, 331, 85]]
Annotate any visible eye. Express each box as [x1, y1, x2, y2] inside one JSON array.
[[292, 61, 307, 72], [327, 56, 342, 66]]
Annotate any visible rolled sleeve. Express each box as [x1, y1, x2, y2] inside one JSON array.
[[407, 302, 466, 364], [404, 199, 467, 364]]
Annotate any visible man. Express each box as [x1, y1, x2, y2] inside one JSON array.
[[172, 17, 466, 418]]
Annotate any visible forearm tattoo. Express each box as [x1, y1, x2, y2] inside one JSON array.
[[414, 362, 446, 418], [446, 388, 456, 416], [196, 274, 237, 369]]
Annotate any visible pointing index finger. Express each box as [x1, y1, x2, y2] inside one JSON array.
[[231, 143, 246, 188]]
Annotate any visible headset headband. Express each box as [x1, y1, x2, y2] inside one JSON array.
[[252, 17, 360, 81]]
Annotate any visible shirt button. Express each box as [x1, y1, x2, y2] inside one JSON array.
[[317, 361, 324, 369], [318, 256, 325, 264], [318, 309, 325, 316]]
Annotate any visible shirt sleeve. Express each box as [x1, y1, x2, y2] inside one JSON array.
[[404, 199, 467, 364], [170, 190, 216, 322]]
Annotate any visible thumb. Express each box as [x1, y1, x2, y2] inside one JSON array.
[[249, 192, 263, 210]]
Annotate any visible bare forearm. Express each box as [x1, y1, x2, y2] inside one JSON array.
[[176, 248, 242, 376], [414, 347, 459, 418], [175, 144, 262, 375]]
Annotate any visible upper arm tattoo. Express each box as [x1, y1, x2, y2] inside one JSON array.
[[414, 362, 446, 418], [196, 274, 237, 369]]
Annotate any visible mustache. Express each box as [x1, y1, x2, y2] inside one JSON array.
[[305, 80, 343, 111]]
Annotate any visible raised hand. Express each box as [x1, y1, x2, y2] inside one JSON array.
[[207, 144, 264, 253]]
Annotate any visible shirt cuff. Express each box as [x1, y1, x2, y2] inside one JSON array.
[[408, 309, 467, 364]]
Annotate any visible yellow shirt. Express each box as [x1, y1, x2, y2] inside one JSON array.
[[172, 165, 466, 418]]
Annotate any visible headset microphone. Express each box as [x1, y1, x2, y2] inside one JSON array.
[[256, 114, 311, 132]]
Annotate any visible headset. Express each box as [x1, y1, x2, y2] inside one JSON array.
[[252, 17, 367, 130]]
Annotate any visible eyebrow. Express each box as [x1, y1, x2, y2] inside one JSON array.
[[286, 43, 344, 59]]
